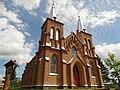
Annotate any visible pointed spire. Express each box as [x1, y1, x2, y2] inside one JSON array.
[[48, 1, 57, 20], [76, 16, 85, 33]]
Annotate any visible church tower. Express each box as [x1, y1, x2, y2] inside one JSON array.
[[76, 16, 103, 87], [37, 2, 64, 88], [21, 2, 103, 89]]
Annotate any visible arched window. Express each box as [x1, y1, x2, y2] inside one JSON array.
[[71, 36, 73, 41], [50, 27, 54, 39], [84, 38, 87, 54], [56, 29, 59, 40], [51, 55, 57, 73], [84, 38, 87, 45], [88, 39, 91, 49], [90, 62, 94, 76], [72, 47, 77, 56]]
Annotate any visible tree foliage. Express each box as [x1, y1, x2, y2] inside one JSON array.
[[104, 52, 120, 89], [11, 77, 21, 89], [97, 55, 110, 83], [10, 68, 21, 89]]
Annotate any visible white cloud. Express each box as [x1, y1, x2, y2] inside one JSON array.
[[0, 2, 22, 24], [24, 32, 31, 36], [0, 18, 8, 29], [46, 0, 86, 37], [0, 25, 35, 64], [0, 1, 27, 31], [0, 2, 34, 64], [95, 43, 120, 59], [88, 10, 120, 28], [12, 0, 41, 11], [45, 0, 120, 37]]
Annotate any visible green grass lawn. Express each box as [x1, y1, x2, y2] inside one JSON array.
[[0, 88, 116, 90], [0, 88, 115, 90], [8, 88, 111, 90]]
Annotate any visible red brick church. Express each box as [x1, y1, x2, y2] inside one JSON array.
[[21, 3, 103, 89]]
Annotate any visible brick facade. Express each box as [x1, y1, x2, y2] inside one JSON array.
[[21, 18, 103, 89]]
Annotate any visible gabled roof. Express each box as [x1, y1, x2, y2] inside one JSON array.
[[67, 55, 86, 66], [72, 32, 84, 45], [4, 60, 19, 67], [65, 32, 84, 46]]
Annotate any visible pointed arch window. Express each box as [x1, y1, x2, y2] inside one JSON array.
[[84, 38, 87, 54], [50, 27, 54, 39], [72, 47, 77, 56], [51, 55, 57, 73], [56, 29, 59, 40], [84, 38, 87, 45], [88, 39, 91, 49], [90, 62, 94, 76]]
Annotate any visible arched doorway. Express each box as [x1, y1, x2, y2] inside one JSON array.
[[72, 60, 87, 87], [73, 65, 80, 87]]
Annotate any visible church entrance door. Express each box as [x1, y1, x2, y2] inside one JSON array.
[[73, 65, 80, 87]]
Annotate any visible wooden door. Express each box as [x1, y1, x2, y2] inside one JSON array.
[[73, 66, 80, 87]]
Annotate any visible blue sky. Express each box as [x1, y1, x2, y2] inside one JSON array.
[[0, 0, 120, 80]]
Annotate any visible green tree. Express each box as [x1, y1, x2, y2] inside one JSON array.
[[10, 67, 21, 89], [97, 55, 110, 83], [104, 52, 120, 89], [11, 77, 21, 89]]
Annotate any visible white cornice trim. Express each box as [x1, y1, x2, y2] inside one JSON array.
[[61, 46, 65, 50], [87, 64, 90, 67], [39, 57, 43, 61], [45, 57, 50, 60], [102, 84, 105, 86], [97, 65, 101, 69], [94, 54, 97, 57], [62, 60, 67, 63], [91, 76, 96, 78], [84, 84, 88, 86], [63, 84, 68, 86], [85, 52, 87, 55], [49, 73, 58, 75], [46, 42, 51, 46], [51, 47, 60, 50], [71, 84, 75, 86]]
